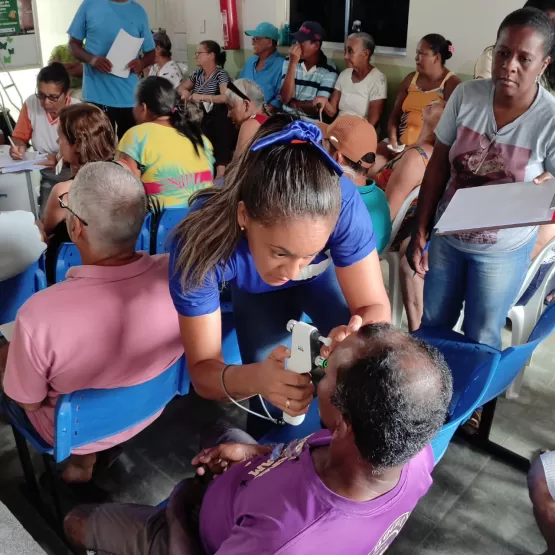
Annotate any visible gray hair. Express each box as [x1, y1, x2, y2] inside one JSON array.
[[348, 32, 376, 57], [68, 162, 147, 255], [225, 78, 265, 109]]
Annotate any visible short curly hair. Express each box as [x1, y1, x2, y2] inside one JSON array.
[[331, 323, 453, 471], [58, 103, 116, 166]]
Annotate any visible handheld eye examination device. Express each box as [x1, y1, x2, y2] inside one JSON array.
[[283, 319, 331, 426], [222, 320, 331, 426]]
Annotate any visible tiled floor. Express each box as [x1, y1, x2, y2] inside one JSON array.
[[0, 282, 554, 553]]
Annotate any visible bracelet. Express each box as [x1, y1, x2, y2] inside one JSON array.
[[220, 364, 235, 399], [90, 56, 98, 66]]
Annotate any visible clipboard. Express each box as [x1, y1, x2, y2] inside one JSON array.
[[434, 179, 555, 236]]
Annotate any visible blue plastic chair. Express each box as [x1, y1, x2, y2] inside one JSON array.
[[0, 256, 47, 325], [54, 243, 82, 283], [156, 207, 189, 254], [54, 214, 155, 283], [8, 355, 189, 527], [137, 212, 152, 253]]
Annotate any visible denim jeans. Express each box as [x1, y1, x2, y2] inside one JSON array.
[[422, 234, 535, 350], [231, 266, 351, 437], [231, 265, 351, 364]]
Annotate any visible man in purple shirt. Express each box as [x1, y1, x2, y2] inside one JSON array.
[[64, 323, 452, 555]]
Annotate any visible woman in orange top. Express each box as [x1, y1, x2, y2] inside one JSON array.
[[384, 34, 460, 153], [371, 100, 445, 332]]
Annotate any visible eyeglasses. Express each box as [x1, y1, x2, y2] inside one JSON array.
[[36, 90, 65, 102], [58, 192, 88, 226], [467, 134, 496, 174], [194, 51, 209, 57]]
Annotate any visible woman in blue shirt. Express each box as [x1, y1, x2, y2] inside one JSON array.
[[169, 116, 390, 425]]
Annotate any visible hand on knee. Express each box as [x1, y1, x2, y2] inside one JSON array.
[[64, 505, 98, 548]]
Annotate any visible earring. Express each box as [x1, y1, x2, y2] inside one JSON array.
[[240, 226, 245, 231], [536, 73, 542, 84]]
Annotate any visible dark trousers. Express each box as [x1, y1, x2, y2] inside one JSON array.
[[90, 103, 136, 140]]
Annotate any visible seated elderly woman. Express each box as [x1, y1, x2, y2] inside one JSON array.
[[319, 32, 387, 127], [118, 76, 214, 207], [10, 62, 80, 211], [41, 103, 116, 282], [226, 79, 269, 158], [369, 100, 444, 332], [2, 162, 183, 483]]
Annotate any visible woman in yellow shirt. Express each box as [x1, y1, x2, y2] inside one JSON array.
[[118, 77, 214, 208]]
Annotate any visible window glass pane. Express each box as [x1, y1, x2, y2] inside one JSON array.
[[289, 0, 347, 44], [351, 0, 410, 49]]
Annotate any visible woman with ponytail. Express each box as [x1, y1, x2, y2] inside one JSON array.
[[169, 114, 390, 434], [118, 76, 214, 207]]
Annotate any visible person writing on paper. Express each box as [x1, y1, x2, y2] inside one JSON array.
[[118, 77, 214, 208], [10, 63, 79, 212], [379, 34, 459, 160], [68, 0, 156, 139], [319, 32, 387, 127], [63, 324, 452, 555], [169, 115, 390, 435], [408, 7, 555, 350], [2, 163, 183, 483], [179, 41, 236, 177]]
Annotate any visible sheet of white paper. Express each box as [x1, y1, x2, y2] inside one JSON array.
[[0, 322, 15, 342], [0, 146, 47, 169], [107, 29, 144, 79], [435, 179, 555, 235]]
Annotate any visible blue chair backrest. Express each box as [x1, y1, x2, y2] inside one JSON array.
[[54, 243, 82, 283], [156, 207, 189, 254], [482, 301, 555, 404], [0, 256, 47, 324], [54, 355, 189, 463], [137, 212, 152, 253], [54, 214, 154, 283]]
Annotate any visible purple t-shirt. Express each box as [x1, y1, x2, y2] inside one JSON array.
[[199, 430, 434, 555]]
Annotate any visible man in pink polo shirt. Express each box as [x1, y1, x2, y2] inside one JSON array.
[[2, 162, 183, 482]]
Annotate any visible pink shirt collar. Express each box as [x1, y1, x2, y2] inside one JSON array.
[[66, 252, 159, 281]]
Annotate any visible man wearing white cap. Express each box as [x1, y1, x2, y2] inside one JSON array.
[[240, 22, 284, 111]]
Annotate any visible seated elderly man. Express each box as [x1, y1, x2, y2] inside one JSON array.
[[528, 452, 555, 555], [2, 162, 183, 483], [64, 323, 452, 555]]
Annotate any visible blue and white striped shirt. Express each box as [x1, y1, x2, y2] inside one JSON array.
[[281, 52, 338, 120]]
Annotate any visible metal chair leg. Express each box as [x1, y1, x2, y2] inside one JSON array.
[[11, 426, 42, 505], [42, 455, 64, 533]]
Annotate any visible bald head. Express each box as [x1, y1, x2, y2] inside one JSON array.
[[330, 323, 453, 470], [68, 162, 146, 256]]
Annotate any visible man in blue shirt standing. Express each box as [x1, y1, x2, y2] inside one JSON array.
[[240, 22, 283, 111], [68, 0, 155, 139]]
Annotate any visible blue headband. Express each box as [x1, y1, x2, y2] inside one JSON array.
[[250, 120, 343, 176]]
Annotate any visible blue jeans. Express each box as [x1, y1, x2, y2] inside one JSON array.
[[231, 266, 350, 437], [422, 234, 534, 350], [231, 266, 351, 364]]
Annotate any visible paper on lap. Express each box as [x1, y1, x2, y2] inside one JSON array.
[[107, 29, 144, 79], [435, 179, 555, 235]]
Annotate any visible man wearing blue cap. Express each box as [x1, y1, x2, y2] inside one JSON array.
[[240, 22, 284, 111], [280, 21, 337, 121]]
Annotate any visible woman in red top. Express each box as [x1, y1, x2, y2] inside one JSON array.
[[226, 79, 269, 158]]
